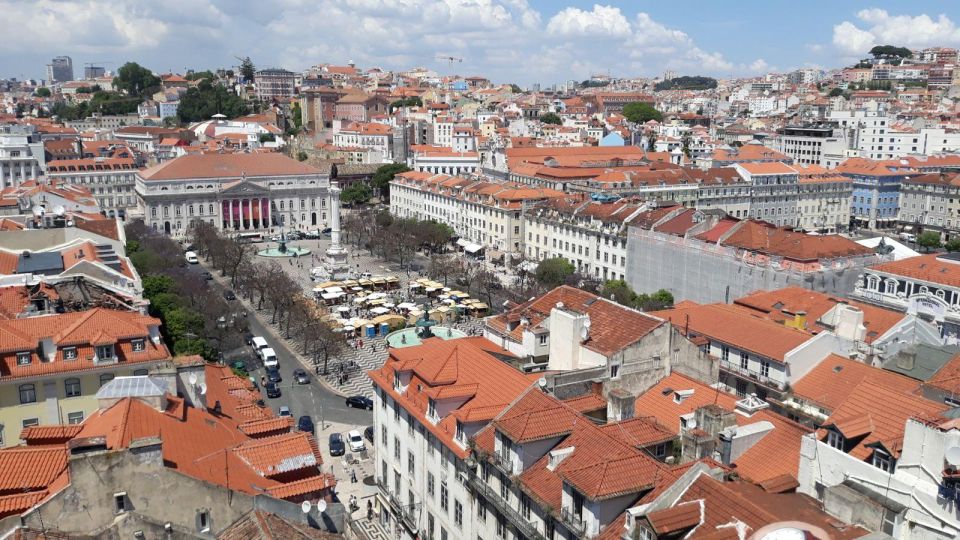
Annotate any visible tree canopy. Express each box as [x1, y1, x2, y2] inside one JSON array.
[[535, 257, 575, 288], [654, 76, 717, 91], [870, 45, 912, 59], [340, 182, 372, 205], [240, 57, 256, 83], [35, 87, 51, 97], [580, 79, 610, 88], [509, 84, 522, 93], [390, 96, 422, 110], [540, 112, 562, 125], [917, 231, 942, 252], [113, 62, 160, 98], [177, 79, 249, 123], [602, 280, 674, 311], [372, 163, 410, 202], [51, 91, 140, 120], [185, 70, 216, 81], [623, 102, 663, 123]]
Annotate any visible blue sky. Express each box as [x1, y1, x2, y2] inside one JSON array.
[[2, 1, 959, 85]]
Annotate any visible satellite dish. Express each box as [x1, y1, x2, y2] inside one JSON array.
[[316, 499, 327, 513], [53, 205, 65, 216], [584, 319, 592, 329], [188, 373, 198, 385], [198, 382, 207, 395], [580, 325, 589, 340], [537, 377, 547, 389], [946, 447, 960, 467], [301, 501, 312, 514]]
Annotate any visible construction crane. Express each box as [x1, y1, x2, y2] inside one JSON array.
[[435, 55, 463, 69]]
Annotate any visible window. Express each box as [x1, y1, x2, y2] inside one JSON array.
[[441, 528, 448, 540], [19, 384, 36, 404], [408, 450, 415, 475], [114, 492, 127, 513], [394, 436, 400, 461], [21, 418, 39, 429], [96, 344, 114, 360], [100, 373, 115, 387], [826, 429, 844, 450], [521, 494, 531, 519], [65, 378, 81, 397], [721, 345, 729, 362], [381, 425, 387, 446], [740, 352, 748, 370], [198, 510, 209, 532], [454, 500, 463, 528], [572, 489, 584, 519], [63, 347, 78, 360], [427, 514, 435, 540], [427, 472, 435, 498], [16, 351, 31, 366], [610, 363, 620, 379], [440, 482, 449, 512], [496, 515, 506, 538], [760, 360, 770, 378], [538, 334, 548, 345], [639, 526, 655, 540], [67, 411, 84, 424], [873, 449, 894, 473], [477, 499, 486, 521], [131, 339, 145, 352]]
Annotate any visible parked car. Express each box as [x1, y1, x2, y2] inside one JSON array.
[[279, 406, 291, 417], [321, 227, 332, 234], [260, 348, 279, 368], [345, 395, 373, 409], [348, 430, 365, 452], [243, 333, 255, 346], [363, 426, 374, 442], [298, 415, 315, 434], [264, 382, 280, 398], [201, 271, 213, 280], [265, 366, 282, 383], [293, 369, 310, 385], [304, 230, 321, 239], [251, 336, 269, 354], [222, 290, 236, 301], [328, 433, 345, 456]]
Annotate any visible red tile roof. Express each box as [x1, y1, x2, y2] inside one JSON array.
[[646, 501, 702, 534], [868, 253, 960, 288], [0, 446, 67, 493], [720, 220, 872, 261], [791, 354, 920, 412], [140, 153, 323, 181], [19, 425, 83, 445]]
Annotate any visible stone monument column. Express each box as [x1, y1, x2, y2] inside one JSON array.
[[324, 183, 349, 277]]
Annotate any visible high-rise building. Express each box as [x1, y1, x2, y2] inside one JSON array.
[[45, 56, 74, 83], [83, 64, 105, 79]]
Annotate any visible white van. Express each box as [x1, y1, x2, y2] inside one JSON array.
[[184, 251, 199, 264], [899, 232, 917, 243], [261, 348, 279, 368], [251, 336, 269, 355]]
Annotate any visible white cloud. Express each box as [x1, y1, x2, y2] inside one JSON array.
[[833, 9, 960, 56], [0, 0, 758, 84], [547, 4, 631, 38]]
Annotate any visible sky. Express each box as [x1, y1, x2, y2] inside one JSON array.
[[2, 1, 960, 85]]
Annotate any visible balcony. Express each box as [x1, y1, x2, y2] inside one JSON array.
[[492, 451, 515, 475], [559, 507, 586, 538], [720, 359, 784, 390], [467, 475, 545, 540]]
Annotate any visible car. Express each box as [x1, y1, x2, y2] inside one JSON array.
[[345, 395, 373, 409], [265, 366, 282, 383], [328, 433, 345, 456], [347, 429, 365, 452], [260, 348, 279, 368], [184, 251, 199, 264], [243, 333, 255, 346], [304, 230, 321, 239], [321, 227, 332, 234], [293, 369, 310, 385], [279, 405, 291, 417], [360, 271, 373, 279], [297, 415, 315, 434], [363, 426, 374, 442], [201, 271, 213, 280], [264, 382, 280, 398], [222, 290, 236, 301]]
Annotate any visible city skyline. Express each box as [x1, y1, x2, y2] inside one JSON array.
[[2, 1, 959, 85]]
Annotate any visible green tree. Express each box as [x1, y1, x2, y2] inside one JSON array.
[[646, 133, 658, 152], [540, 112, 562, 125], [177, 79, 249, 122], [259, 133, 275, 143], [372, 163, 411, 202], [681, 131, 692, 159], [623, 102, 662, 123], [509, 84, 522, 93], [636, 289, 674, 311], [341, 182, 372, 205], [35, 87, 51, 97], [917, 231, 942, 252], [291, 101, 303, 130], [828, 87, 844, 97], [113, 62, 160, 98], [142, 275, 176, 298], [390, 97, 422, 111], [240, 57, 256, 83], [946, 238, 960, 252], [297, 151, 308, 162], [185, 70, 216, 81], [870, 45, 912, 59], [603, 279, 636, 306], [653, 76, 717, 91], [535, 257, 575, 288]]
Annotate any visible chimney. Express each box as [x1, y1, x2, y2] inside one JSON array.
[[896, 350, 916, 372], [606, 389, 636, 422], [791, 311, 807, 330], [835, 304, 866, 341]]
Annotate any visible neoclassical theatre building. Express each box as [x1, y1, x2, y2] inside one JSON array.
[[136, 153, 333, 237]]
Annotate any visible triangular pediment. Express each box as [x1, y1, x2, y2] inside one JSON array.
[[221, 180, 270, 196]]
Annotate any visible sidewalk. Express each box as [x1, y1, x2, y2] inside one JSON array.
[[316, 420, 378, 523]]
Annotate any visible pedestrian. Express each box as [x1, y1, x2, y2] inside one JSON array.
[[367, 500, 373, 520]]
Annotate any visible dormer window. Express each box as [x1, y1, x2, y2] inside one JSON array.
[[427, 398, 437, 421], [826, 429, 844, 450], [872, 449, 894, 473], [16, 351, 31, 366], [394, 371, 401, 390], [455, 421, 465, 443], [62, 347, 78, 360], [96, 345, 115, 360], [131, 339, 145, 352]]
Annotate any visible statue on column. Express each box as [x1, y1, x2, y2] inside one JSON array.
[[323, 182, 350, 278]]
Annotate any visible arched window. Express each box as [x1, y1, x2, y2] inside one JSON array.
[[884, 279, 897, 295], [19, 384, 36, 404], [866, 275, 879, 291]]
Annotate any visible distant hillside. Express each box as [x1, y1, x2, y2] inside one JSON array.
[[655, 76, 718, 91]]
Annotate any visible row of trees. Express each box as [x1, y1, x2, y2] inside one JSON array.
[[654, 76, 718, 91], [186, 221, 343, 373], [342, 209, 455, 268], [177, 78, 249, 122]]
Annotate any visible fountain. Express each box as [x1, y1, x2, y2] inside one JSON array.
[[256, 227, 311, 258], [385, 304, 467, 348]]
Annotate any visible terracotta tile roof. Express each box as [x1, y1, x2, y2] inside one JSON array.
[[218, 509, 340, 540], [868, 253, 960, 288], [19, 425, 83, 445], [675, 474, 777, 535], [791, 354, 920, 412], [238, 416, 295, 437], [650, 302, 811, 362], [140, 153, 323, 181], [836, 157, 917, 177], [264, 474, 337, 499], [733, 286, 905, 343], [757, 473, 800, 494], [561, 393, 607, 414], [820, 380, 947, 459], [233, 432, 322, 478], [646, 501, 702, 534], [599, 416, 676, 448], [0, 446, 67, 493], [712, 144, 790, 163], [560, 453, 660, 499], [738, 162, 798, 175], [369, 337, 532, 459], [720, 220, 872, 261], [924, 352, 960, 395]]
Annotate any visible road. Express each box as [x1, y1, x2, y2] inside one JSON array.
[[187, 261, 373, 429]]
